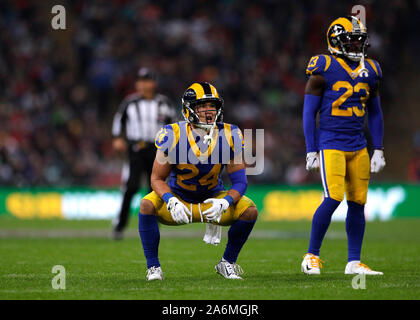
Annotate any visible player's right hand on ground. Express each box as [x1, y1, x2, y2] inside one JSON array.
[[167, 197, 191, 224], [306, 152, 319, 171]]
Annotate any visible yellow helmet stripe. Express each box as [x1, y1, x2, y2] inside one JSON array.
[[189, 83, 205, 100], [357, 18, 367, 32], [349, 15, 367, 32], [329, 17, 354, 34], [209, 84, 219, 98]]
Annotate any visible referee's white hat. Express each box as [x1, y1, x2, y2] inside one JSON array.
[[137, 67, 157, 80]]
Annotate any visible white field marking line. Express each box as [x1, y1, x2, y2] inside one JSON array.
[[0, 229, 347, 239]]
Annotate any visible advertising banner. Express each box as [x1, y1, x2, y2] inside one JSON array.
[[0, 184, 417, 221]]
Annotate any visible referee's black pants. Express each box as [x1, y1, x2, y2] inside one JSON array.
[[114, 142, 155, 232]]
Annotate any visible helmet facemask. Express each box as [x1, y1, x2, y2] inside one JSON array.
[[182, 98, 223, 131], [337, 32, 369, 61]]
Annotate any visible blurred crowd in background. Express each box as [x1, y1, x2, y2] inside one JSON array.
[[0, 0, 419, 187]]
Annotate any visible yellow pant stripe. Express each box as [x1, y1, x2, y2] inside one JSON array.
[[319, 150, 330, 198]]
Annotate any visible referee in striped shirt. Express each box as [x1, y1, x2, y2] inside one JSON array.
[[111, 67, 177, 239]]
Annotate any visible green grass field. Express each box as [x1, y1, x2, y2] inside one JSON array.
[[0, 217, 419, 300]]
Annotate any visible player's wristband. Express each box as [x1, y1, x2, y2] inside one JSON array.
[[223, 195, 234, 206], [162, 192, 173, 204]]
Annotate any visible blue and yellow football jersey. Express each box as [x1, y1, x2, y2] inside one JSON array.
[[306, 54, 382, 151], [154, 121, 244, 203]]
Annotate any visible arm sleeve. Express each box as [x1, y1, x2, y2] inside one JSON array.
[[228, 168, 247, 197], [367, 95, 384, 150], [303, 94, 322, 153]]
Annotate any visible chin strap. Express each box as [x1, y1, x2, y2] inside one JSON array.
[[203, 108, 222, 145], [203, 122, 216, 145], [357, 56, 369, 78]]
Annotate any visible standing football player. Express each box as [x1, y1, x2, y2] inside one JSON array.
[[301, 16, 385, 275], [138, 82, 258, 280]]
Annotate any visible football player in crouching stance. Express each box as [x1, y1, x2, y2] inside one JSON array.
[[138, 82, 258, 280], [301, 16, 385, 275]]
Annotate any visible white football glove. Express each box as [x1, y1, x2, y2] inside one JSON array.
[[370, 149, 386, 173], [202, 198, 230, 223], [167, 197, 192, 224], [306, 152, 319, 171]]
